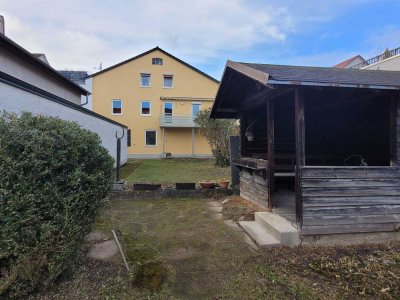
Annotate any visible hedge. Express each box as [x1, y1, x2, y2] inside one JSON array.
[[0, 112, 114, 298]]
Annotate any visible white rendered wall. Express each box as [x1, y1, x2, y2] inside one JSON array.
[[0, 81, 127, 165], [362, 55, 400, 71], [0, 48, 82, 104]]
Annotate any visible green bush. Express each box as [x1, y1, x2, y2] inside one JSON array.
[[0, 112, 114, 298]]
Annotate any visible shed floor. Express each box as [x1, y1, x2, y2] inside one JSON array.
[[272, 189, 296, 223]]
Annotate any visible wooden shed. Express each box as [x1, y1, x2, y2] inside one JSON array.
[[211, 61, 400, 235]]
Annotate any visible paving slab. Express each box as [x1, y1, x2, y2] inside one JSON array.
[[87, 240, 118, 261]]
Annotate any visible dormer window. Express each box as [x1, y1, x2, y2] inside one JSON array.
[[152, 58, 163, 65]]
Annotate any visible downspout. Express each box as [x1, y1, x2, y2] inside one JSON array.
[[80, 93, 89, 106]]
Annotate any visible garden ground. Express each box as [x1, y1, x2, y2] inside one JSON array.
[[31, 197, 400, 299], [121, 158, 230, 184]]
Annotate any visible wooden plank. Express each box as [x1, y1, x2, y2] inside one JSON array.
[[301, 178, 400, 188], [267, 98, 274, 209], [302, 187, 400, 197], [303, 213, 400, 226], [301, 167, 399, 179], [302, 222, 400, 235], [303, 196, 400, 207], [303, 205, 400, 216]]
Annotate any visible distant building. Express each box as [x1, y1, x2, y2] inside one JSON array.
[[333, 55, 365, 69], [0, 16, 127, 164], [58, 70, 92, 109], [334, 46, 400, 71], [89, 47, 219, 159]]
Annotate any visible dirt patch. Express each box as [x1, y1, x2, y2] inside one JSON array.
[[222, 196, 267, 222]]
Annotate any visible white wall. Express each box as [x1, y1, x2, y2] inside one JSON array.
[[0, 81, 127, 165], [0, 48, 82, 104], [362, 55, 400, 71]]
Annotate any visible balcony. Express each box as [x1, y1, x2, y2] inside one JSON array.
[[159, 115, 199, 128]]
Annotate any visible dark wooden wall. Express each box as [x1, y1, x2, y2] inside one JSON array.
[[240, 169, 269, 208], [300, 166, 400, 235]]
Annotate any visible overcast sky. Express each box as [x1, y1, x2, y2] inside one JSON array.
[[2, 0, 400, 79]]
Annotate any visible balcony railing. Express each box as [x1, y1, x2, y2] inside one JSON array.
[[159, 115, 199, 128], [351, 46, 400, 69]]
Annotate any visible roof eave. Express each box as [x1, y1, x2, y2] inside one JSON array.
[[267, 79, 400, 90]]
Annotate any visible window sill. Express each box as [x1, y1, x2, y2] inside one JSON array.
[[140, 114, 152, 117]]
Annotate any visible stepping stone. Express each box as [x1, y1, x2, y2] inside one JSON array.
[[87, 240, 118, 261], [223, 220, 241, 231], [86, 231, 110, 242], [208, 206, 223, 213]]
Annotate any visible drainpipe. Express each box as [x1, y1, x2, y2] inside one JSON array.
[[80, 94, 89, 106]]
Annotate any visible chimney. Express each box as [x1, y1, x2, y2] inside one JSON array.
[[0, 15, 4, 35]]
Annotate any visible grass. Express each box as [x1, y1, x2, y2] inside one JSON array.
[[31, 197, 400, 299], [122, 158, 230, 184]]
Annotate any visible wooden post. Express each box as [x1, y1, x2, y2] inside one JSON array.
[[295, 88, 305, 224], [267, 99, 274, 209], [240, 113, 247, 157], [390, 94, 398, 166]]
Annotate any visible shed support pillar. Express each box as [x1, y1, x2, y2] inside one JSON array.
[[295, 88, 305, 224], [390, 95, 398, 166], [267, 99, 274, 209]]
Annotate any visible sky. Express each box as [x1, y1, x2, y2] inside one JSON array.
[[1, 0, 400, 80]]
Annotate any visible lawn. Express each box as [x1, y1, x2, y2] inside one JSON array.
[[122, 158, 230, 184], [31, 197, 400, 299]]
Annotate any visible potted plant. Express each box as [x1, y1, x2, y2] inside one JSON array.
[[218, 179, 230, 189], [199, 180, 215, 189]]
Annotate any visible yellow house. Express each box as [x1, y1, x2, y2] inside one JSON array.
[[90, 47, 219, 158]]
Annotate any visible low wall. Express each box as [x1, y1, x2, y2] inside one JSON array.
[[240, 169, 269, 208], [301, 166, 400, 235], [111, 188, 233, 200]]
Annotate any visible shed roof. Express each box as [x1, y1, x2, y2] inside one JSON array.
[[241, 62, 400, 88], [210, 61, 400, 119]]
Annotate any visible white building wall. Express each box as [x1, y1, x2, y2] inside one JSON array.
[[0, 48, 83, 104], [0, 81, 127, 165], [362, 55, 400, 71]]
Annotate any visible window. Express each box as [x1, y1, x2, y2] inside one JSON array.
[[141, 101, 151, 116], [164, 102, 173, 116], [127, 129, 131, 147], [140, 73, 151, 87], [152, 58, 163, 65], [163, 74, 173, 88], [145, 130, 157, 146], [192, 103, 201, 117], [112, 99, 122, 115]]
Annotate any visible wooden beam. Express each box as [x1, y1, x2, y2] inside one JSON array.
[[240, 113, 247, 157], [390, 94, 398, 166], [267, 99, 275, 209], [241, 87, 294, 111], [295, 88, 305, 224]]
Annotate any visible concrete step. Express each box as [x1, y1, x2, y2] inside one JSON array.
[[239, 221, 280, 248], [255, 212, 300, 247]]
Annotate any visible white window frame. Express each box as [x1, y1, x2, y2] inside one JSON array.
[[111, 99, 123, 115], [163, 74, 174, 88], [140, 100, 152, 116], [140, 73, 151, 88], [145, 130, 157, 147], [152, 57, 163, 65], [163, 102, 174, 116], [191, 102, 202, 117]]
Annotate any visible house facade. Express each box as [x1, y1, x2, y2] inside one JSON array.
[[90, 47, 218, 159], [0, 22, 127, 165]]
